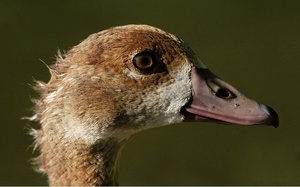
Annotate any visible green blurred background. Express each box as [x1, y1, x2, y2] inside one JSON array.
[[1, 0, 300, 185]]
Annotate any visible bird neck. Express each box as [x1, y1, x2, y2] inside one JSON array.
[[41, 136, 125, 186]]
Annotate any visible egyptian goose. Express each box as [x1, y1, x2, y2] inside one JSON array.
[[29, 24, 278, 186]]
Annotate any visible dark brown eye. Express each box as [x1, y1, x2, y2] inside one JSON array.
[[133, 52, 155, 70]]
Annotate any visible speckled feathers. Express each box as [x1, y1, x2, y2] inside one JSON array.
[[36, 25, 199, 136], [32, 25, 202, 186]]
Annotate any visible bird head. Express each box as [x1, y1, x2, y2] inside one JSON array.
[[43, 24, 278, 141]]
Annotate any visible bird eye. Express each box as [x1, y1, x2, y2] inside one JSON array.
[[133, 52, 155, 70]]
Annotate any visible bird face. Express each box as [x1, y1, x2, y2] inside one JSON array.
[[51, 25, 278, 140]]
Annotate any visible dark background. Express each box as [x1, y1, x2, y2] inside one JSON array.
[[1, 0, 299, 185]]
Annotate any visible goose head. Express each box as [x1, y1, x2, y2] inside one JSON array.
[[32, 24, 278, 185], [55, 24, 277, 138]]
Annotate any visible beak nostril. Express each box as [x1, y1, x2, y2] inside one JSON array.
[[215, 88, 235, 99], [206, 79, 235, 100]]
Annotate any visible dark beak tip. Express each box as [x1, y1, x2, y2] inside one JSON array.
[[265, 105, 279, 128]]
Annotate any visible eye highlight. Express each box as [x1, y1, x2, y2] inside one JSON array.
[[133, 52, 155, 70]]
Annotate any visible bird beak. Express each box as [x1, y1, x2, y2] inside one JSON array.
[[183, 68, 279, 128]]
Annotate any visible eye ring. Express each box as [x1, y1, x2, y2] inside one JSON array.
[[133, 52, 155, 70]]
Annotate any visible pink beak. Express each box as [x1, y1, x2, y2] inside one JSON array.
[[183, 68, 279, 127]]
